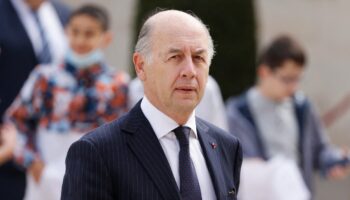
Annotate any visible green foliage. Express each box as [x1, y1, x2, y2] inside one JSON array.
[[133, 0, 257, 100]]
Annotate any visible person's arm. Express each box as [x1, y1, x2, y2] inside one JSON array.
[[4, 66, 46, 179], [61, 139, 114, 200], [0, 124, 17, 165], [309, 104, 350, 179], [325, 149, 350, 180]]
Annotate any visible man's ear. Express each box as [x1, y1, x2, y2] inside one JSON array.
[[133, 53, 146, 81]]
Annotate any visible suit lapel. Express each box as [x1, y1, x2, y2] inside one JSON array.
[[197, 118, 226, 200], [122, 102, 180, 200]]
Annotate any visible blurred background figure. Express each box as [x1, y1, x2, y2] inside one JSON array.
[[226, 35, 350, 200], [129, 75, 229, 131], [3, 4, 129, 200], [0, 0, 70, 199]]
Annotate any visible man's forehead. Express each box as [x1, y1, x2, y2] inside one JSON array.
[[152, 21, 207, 38], [153, 29, 209, 50], [144, 10, 212, 58], [155, 35, 208, 52]]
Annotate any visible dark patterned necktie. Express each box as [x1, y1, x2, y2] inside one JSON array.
[[32, 11, 52, 64], [173, 126, 202, 200]]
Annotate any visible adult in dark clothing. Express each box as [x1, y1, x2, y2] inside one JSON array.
[[0, 0, 70, 199]]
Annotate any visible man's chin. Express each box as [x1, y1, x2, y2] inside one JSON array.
[[174, 99, 198, 111]]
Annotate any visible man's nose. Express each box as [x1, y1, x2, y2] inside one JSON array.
[[180, 57, 196, 78]]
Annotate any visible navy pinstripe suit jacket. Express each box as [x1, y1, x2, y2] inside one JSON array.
[[61, 102, 242, 200]]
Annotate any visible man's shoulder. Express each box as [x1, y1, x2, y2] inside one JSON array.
[[197, 117, 240, 144], [197, 118, 242, 164], [80, 114, 128, 145], [78, 103, 142, 148]]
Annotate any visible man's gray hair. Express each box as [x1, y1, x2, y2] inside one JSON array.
[[134, 10, 215, 65]]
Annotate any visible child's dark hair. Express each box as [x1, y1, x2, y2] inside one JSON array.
[[258, 35, 306, 70], [68, 4, 110, 31]]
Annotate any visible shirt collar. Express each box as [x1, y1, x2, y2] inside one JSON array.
[[140, 96, 197, 139], [64, 61, 106, 79]]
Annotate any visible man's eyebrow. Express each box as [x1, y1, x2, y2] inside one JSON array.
[[193, 49, 207, 55], [167, 48, 182, 54], [165, 48, 208, 56]]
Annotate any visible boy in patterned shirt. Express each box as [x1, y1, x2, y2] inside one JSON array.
[[3, 4, 128, 199]]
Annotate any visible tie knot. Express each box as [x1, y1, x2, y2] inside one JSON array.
[[173, 126, 191, 147]]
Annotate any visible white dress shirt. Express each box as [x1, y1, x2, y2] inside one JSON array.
[[141, 97, 216, 200], [11, 0, 67, 64]]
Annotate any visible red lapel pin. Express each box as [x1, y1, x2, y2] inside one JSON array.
[[210, 142, 217, 149]]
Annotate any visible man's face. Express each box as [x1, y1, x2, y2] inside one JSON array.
[[66, 15, 110, 55], [136, 19, 210, 117], [262, 60, 304, 100]]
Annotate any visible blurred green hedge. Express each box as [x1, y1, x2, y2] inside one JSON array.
[[133, 0, 257, 100]]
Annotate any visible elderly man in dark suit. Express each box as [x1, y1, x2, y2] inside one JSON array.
[[0, 0, 69, 199], [61, 9, 242, 200]]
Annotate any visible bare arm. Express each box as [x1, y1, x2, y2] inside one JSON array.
[[0, 124, 17, 165]]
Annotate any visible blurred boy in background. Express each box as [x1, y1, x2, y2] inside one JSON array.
[[3, 4, 129, 200], [226, 35, 350, 199]]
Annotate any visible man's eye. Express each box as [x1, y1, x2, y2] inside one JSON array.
[[194, 56, 205, 62], [169, 55, 180, 60]]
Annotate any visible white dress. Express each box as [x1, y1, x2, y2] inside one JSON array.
[[24, 129, 82, 200]]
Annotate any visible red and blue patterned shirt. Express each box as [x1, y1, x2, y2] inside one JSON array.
[[5, 61, 129, 166]]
